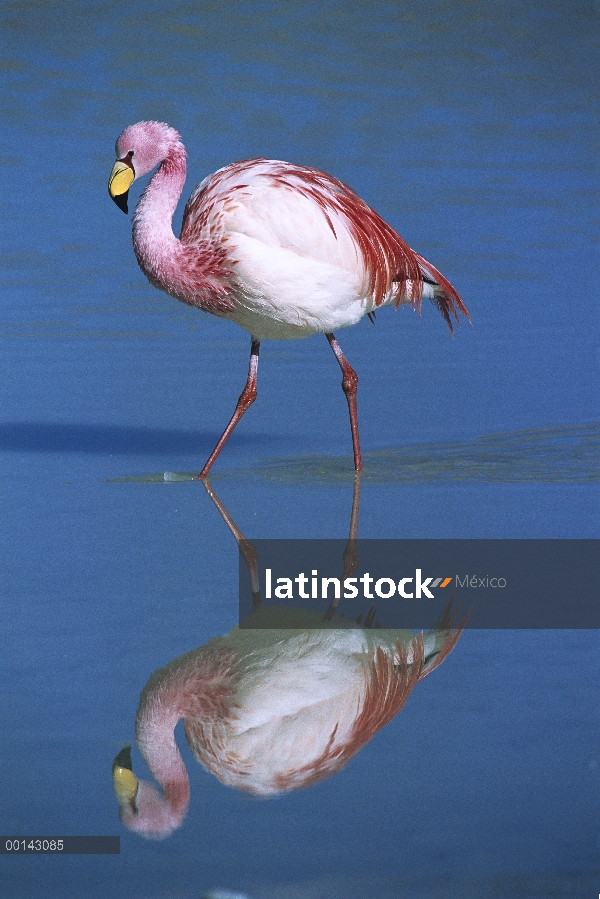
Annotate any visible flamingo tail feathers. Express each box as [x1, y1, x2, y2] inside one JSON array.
[[413, 252, 470, 333], [419, 597, 470, 679]]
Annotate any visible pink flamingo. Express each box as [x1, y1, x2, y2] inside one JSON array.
[[108, 121, 468, 477], [112, 608, 463, 839], [112, 480, 465, 840]]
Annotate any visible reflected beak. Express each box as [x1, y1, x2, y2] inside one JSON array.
[[108, 160, 135, 214], [112, 746, 139, 811]]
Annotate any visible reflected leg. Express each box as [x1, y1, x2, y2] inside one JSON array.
[[203, 479, 261, 606]]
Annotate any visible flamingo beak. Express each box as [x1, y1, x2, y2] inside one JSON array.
[[112, 746, 139, 812], [108, 160, 135, 214]]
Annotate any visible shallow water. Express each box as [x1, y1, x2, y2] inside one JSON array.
[[106, 422, 600, 484], [0, 2, 598, 897]]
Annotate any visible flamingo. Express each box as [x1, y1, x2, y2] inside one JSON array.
[[112, 480, 465, 839], [112, 615, 462, 839], [108, 121, 469, 477]]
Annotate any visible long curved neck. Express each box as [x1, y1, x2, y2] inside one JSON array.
[[135, 695, 190, 818], [132, 143, 187, 294]]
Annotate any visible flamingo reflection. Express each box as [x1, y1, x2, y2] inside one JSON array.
[[113, 479, 464, 838]]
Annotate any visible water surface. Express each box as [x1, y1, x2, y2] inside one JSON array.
[[0, 2, 598, 897]]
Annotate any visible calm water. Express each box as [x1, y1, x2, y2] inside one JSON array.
[[0, 1, 598, 897]]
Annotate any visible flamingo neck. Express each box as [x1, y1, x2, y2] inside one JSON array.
[[136, 707, 190, 819], [132, 143, 187, 296], [131, 143, 232, 312]]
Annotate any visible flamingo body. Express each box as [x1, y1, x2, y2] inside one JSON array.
[[179, 160, 458, 340], [174, 623, 448, 795], [108, 121, 468, 473], [114, 616, 462, 838]]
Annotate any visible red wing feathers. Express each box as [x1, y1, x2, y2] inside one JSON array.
[[180, 159, 266, 242], [271, 637, 426, 792], [179, 158, 468, 329], [267, 163, 425, 310]]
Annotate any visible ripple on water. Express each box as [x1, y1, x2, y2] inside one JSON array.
[[105, 422, 600, 485]]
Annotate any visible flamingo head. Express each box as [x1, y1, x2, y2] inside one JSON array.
[[112, 746, 187, 840], [108, 121, 182, 214]]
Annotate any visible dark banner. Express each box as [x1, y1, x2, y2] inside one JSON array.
[[1, 837, 120, 854], [238, 540, 600, 629]]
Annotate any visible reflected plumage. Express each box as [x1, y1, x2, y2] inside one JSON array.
[[113, 616, 462, 839], [108, 121, 468, 476]]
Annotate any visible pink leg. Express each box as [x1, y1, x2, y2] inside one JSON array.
[[202, 479, 261, 606], [326, 333, 362, 472], [324, 472, 361, 621], [197, 338, 260, 479]]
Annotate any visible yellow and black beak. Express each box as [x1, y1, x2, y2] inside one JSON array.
[[112, 746, 139, 812], [108, 159, 135, 214]]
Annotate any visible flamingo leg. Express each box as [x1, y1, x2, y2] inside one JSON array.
[[197, 338, 260, 479], [202, 478, 261, 607], [324, 472, 361, 621], [326, 333, 362, 472]]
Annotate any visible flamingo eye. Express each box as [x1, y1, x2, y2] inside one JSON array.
[[128, 150, 134, 158]]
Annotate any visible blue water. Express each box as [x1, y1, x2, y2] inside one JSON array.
[[0, 1, 598, 897]]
